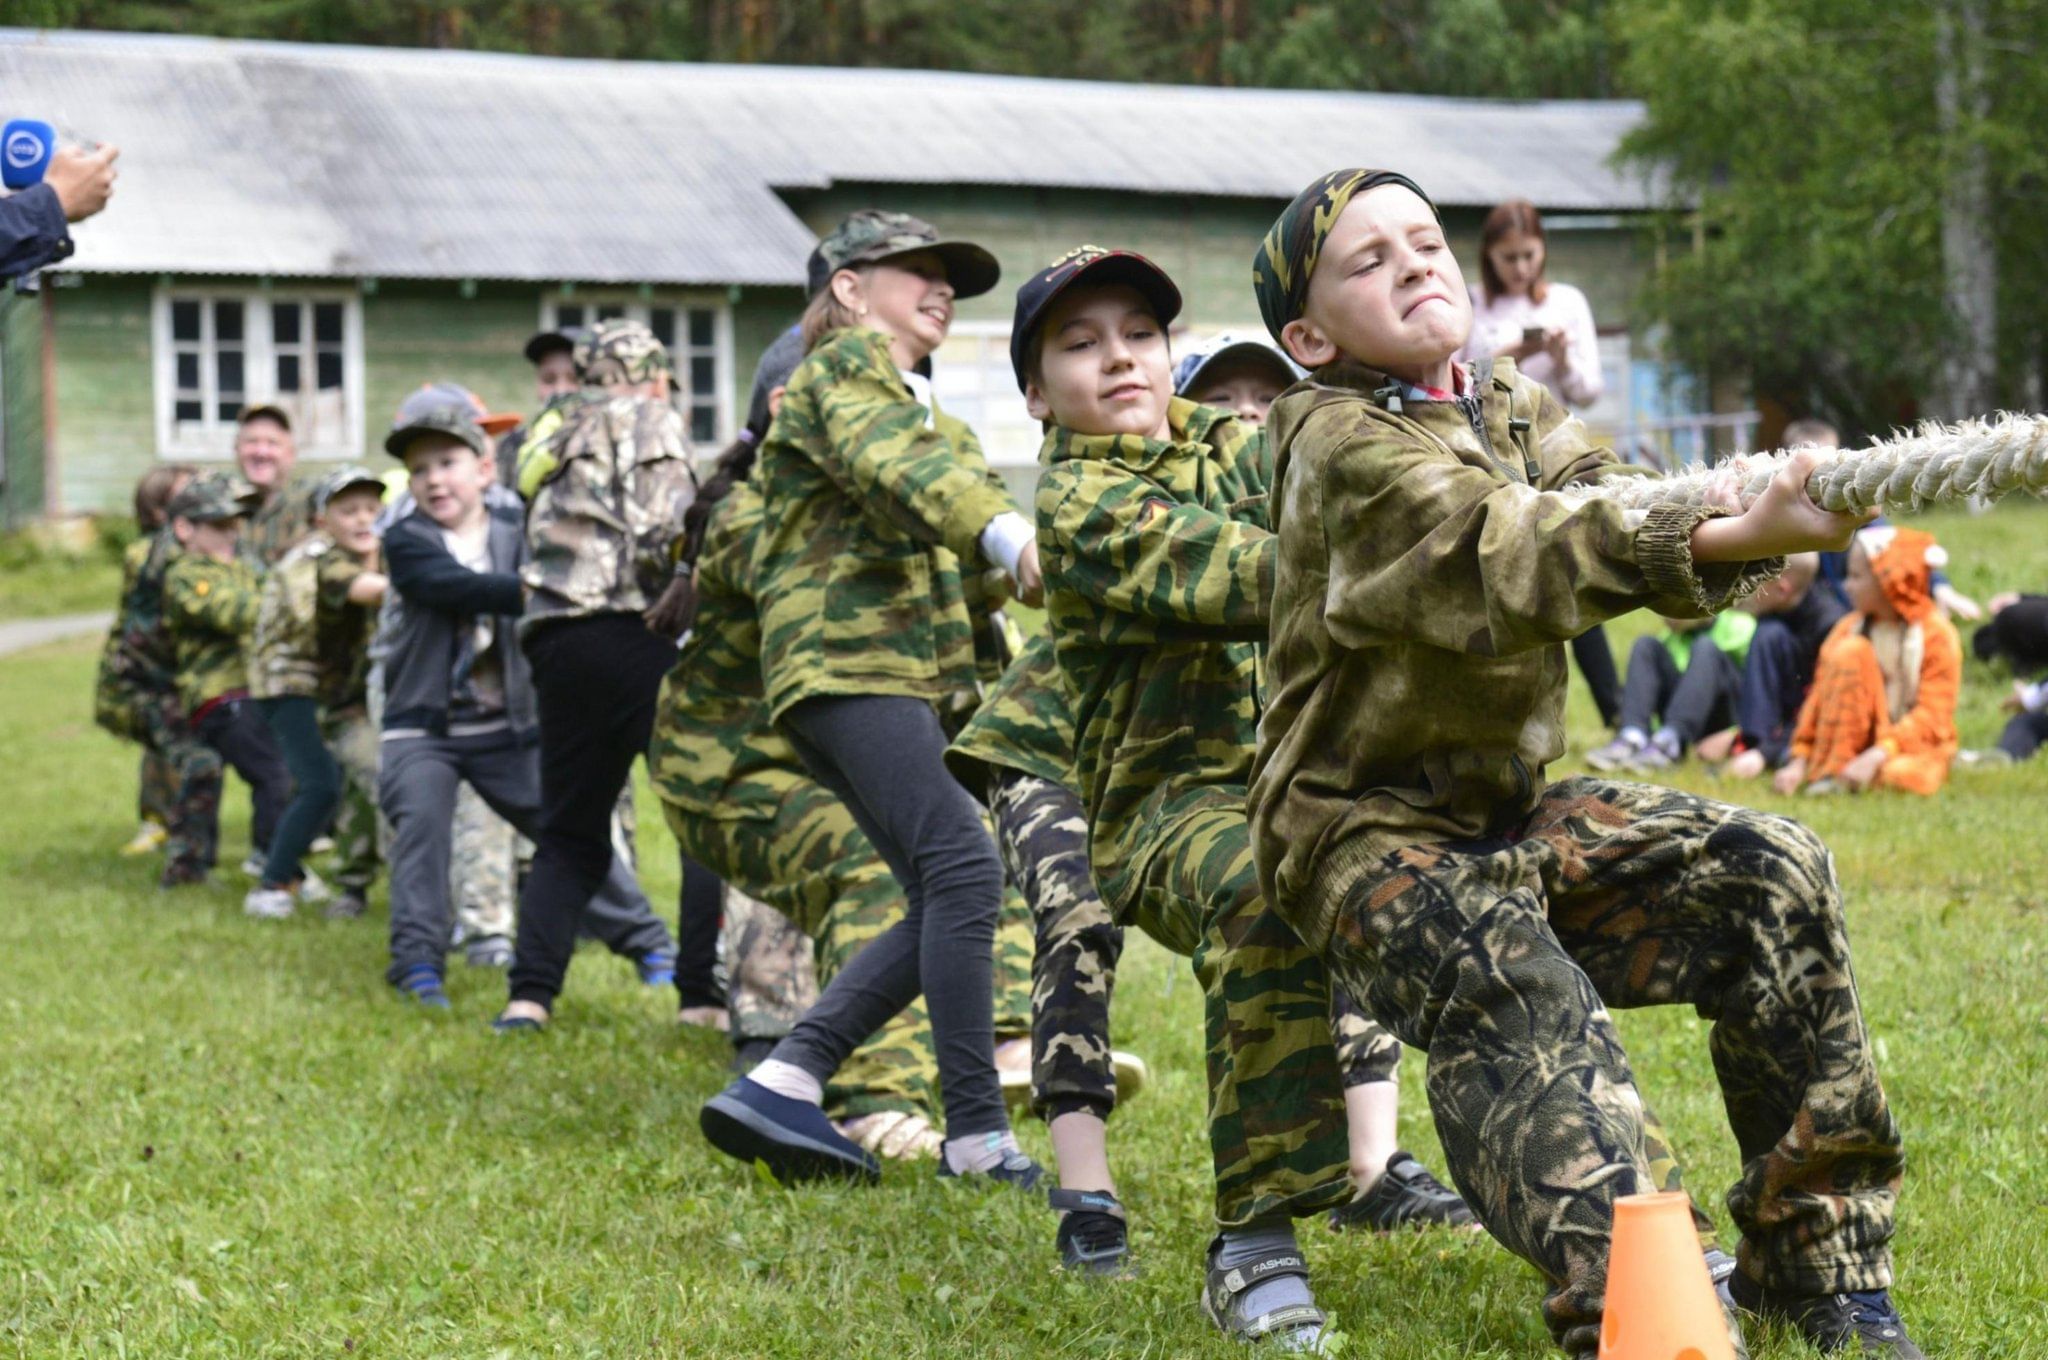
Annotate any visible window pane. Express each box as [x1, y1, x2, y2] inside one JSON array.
[[277, 354, 301, 392], [171, 300, 200, 342], [175, 398, 203, 422], [217, 399, 240, 422], [689, 355, 715, 395], [688, 309, 714, 348], [556, 305, 584, 329], [216, 349, 244, 395], [597, 304, 625, 321], [272, 302, 301, 344], [176, 351, 200, 390], [649, 308, 675, 348], [316, 351, 344, 390], [214, 300, 243, 343], [690, 405, 716, 444], [314, 302, 343, 344]]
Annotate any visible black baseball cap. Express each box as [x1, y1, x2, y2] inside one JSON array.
[[1008, 247, 1183, 392], [523, 329, 576, 365]]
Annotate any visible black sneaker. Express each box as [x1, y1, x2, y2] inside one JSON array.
[[1050, 1188, 1132, 1277], [1328, 1152, 1476, 1232], [1728, 1272, 1926, 1357], [325, 890, 369, 921]]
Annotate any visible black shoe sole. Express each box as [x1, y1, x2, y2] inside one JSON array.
[[700, 1094, 880, 1186]]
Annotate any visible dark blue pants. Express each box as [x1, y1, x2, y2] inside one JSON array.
[[1736, 618, 1807, 769]]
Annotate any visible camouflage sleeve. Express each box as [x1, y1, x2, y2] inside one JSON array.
[[165, 557, 262, 638], [808, 338, 1018, 561], [251, 550, 322, 700], [1309, 409, 1752, 659], [1038, 459, 1273, 641]]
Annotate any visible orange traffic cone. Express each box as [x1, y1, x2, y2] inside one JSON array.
[[1597, 1191, 1739, 1360]]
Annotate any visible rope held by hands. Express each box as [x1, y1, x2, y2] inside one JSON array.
[[1574, 413, 2048, 516]]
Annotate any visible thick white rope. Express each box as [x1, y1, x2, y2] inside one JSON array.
[[1572, 412, 2048, 515]]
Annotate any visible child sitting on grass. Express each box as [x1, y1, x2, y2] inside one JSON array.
[[1775, 525, 1959, 796], [1586, 610, 1754, 772], [245, 467, 390, 921], [1248, 168, 1917, 1357]]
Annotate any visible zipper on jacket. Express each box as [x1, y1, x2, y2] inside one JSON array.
[[1508, 417, 1540, 485]]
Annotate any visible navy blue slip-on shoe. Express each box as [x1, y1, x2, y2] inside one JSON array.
[[394, 965, 450, 1009], [699, 1078, 880, 1185]]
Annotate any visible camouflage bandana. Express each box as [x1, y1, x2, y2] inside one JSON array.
[[573, 318, 673, 385], [813, 209, 1001, 301], [167, 469, 262, 524], [1252, 169, 1439, 345]]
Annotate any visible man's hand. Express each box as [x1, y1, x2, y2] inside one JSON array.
[[1692, 449, 1875, 563], [1988, 591, 2021, 616], [1012, 539, 1044, 609], [46, 144, 119, 223], [1726, 749, 1768, 780]]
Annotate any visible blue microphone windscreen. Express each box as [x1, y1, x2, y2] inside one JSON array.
[[3, 120, 56, 191]]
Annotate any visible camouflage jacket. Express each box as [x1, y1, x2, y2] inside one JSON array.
[[244, 469, 324, 570], [1035, 398, 1271, 916], [163, 553, 263, 710], [521, 394, 696, 633], [1248, 357, 1777, 952], [752, 327, 1018, 720], [250, 531, 377, 712], [945, 631, 1076, 799], [648, 483, 806, 823], [94, 535, 171, 738]]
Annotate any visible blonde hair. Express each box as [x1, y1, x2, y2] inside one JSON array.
[[799, 266, 874, 353]]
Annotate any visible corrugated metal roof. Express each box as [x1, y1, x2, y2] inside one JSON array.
[[0, 28, 1659, 285]]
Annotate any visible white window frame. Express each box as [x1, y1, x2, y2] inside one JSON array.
[[539, 292, 735, 446], [150, 286, 365, 461]]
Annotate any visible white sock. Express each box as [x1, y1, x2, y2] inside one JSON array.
[[943, 1128, 1020, 1175], [748, 1058, 823, 1106]]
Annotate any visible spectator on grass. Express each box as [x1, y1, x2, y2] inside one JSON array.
[[1960, 590, 2048, 766]]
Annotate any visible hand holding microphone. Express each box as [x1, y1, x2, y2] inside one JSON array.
[[5, 118, 120, 223]]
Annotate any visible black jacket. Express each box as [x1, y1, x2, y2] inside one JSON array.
[[0, 185, 73, 281], [378, 493, 533, 736]]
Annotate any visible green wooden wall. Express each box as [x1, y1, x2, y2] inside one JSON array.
[[0, 287, 47, 529]]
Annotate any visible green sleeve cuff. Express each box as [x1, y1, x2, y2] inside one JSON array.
[[1633, 500, 1782, 614]]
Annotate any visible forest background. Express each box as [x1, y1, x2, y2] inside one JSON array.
[[13, 0, 2046, 438]]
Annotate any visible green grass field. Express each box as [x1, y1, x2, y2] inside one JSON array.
[[3, 503, 2046, 1358]]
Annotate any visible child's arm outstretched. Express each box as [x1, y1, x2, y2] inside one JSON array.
[[1040, 463, 1270, 642], [383, 520, 522, 617]]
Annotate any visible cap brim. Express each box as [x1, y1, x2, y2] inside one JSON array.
[[478, 412, 522, 436], [1011, 252, 1184, 390], [872, 240, 1004, 301], [384, 422, 486, 460], [320, 474, 388, 508], [1177, 341, 1300, 397]]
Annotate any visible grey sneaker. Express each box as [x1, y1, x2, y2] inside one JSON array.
[[324, 890, 369, 921], [242, 885, 294, 920], [1587, 735, 1643, 771], [465, 935, 515, 968]]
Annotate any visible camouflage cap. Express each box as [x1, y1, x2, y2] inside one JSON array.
[[573, 318, 672, 385], [314, 464, 388, 513], [167, 469, 261, 523], [1252, 169, 1439, 345], [384, 383, 490, 461], [814, 210, 1002, 301]]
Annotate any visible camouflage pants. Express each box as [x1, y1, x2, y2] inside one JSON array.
[[1120, 786, 1354, 1227], [322, 710, 381, 896], [139, 748, 177, 827], [1320, 777, 1901, 1350], [141, 696, 223, 880], [451, 784, 519, 944], [724, 885, 819, 1043]]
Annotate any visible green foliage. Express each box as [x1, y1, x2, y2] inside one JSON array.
[[0, 502, 2045, 1355], [1617, 0, 2048, 438]]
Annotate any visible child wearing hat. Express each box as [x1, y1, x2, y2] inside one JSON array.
[[1246, 168, 1918, 1356], [159, 471, 295, 886], [1775, 526, 1960, 796], [1171, 330, 1302, 426], [701, 210, 1041, 1189], [244, 466, 392, 920]]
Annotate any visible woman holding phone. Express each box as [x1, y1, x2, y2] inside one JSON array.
[[1458, 197, 1622, 725]]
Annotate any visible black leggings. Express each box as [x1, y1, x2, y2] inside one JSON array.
[[772, 694, 1009, 1139]]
